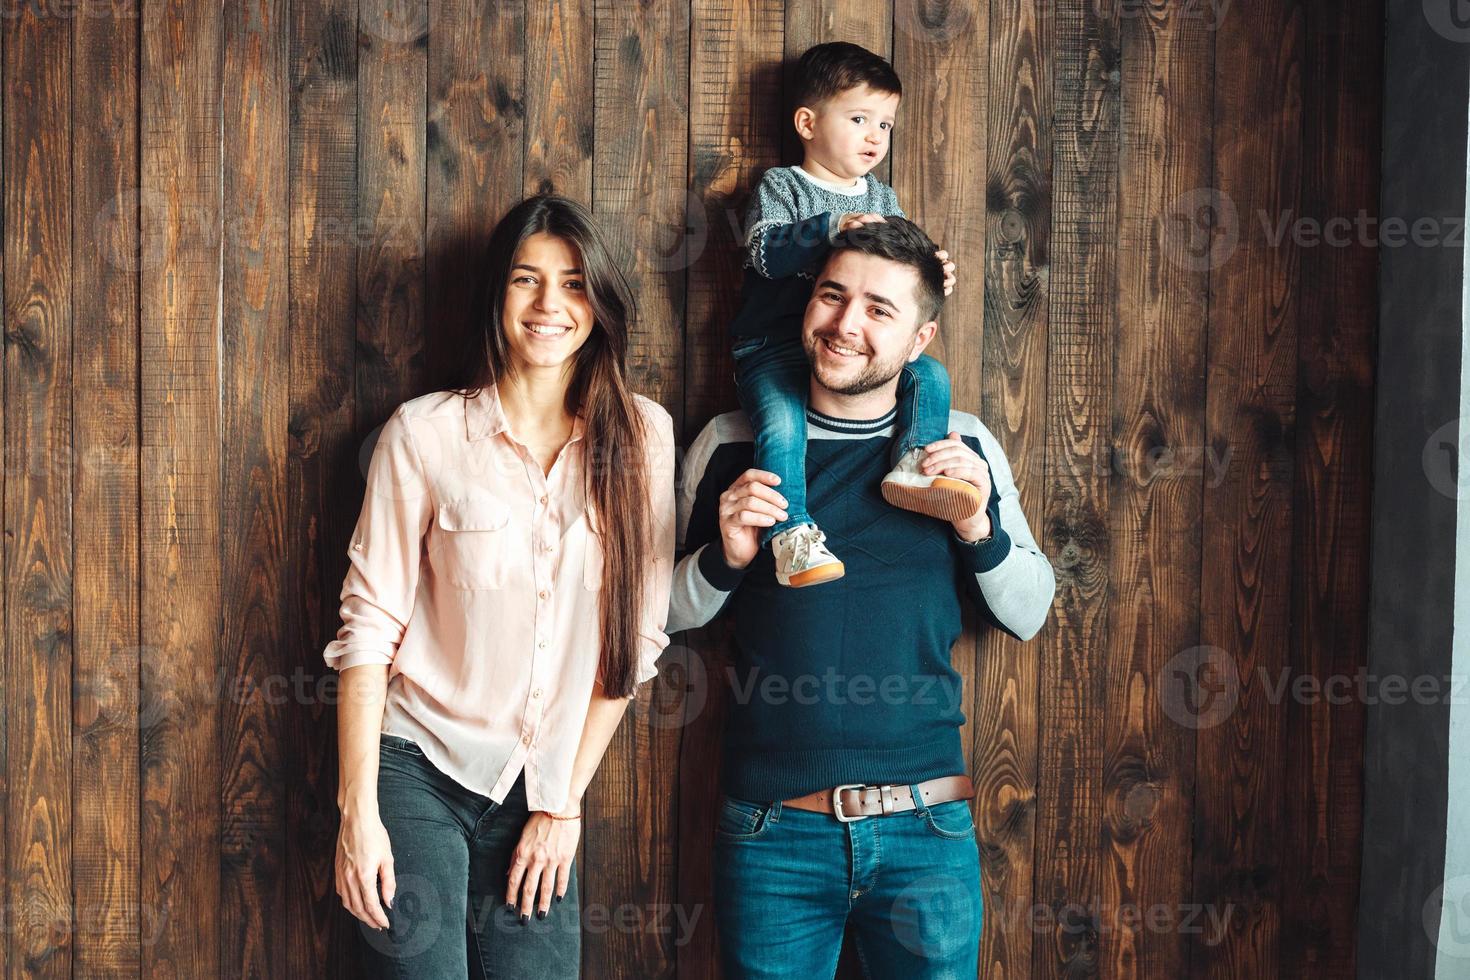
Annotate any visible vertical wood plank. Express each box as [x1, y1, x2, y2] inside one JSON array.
[[976, 0, 1053, 972], [72, 1, 141, 976], [3, 5, 73, 979], [1190, 0, 1300, 975], [1282, 0, 1378, 972], [427, 0, 525, 384], [139, 0, 224, 976], [220, 0, 292, 976], [287, 0, 361, 975], [524, 0, 593, 200], [587, 0, 688, 974], [1102, 4, 1214, 977], [358, 0, 429, 415], [1032, 0, 1117, 975]]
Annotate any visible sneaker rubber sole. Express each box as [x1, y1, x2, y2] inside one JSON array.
[[881, 476, 984, 523], [778, 560, 846, 588]]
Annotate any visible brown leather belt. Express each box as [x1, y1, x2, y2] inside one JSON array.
[[782, 775, 974, 822]]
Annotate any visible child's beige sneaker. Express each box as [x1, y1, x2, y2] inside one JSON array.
[[771, 523, 845, 588], [881, 447, 984, 522]]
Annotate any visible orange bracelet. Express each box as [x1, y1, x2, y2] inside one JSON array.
[[548, 812, 582, 821]]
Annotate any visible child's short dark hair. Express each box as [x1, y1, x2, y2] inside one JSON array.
[[791, 42, 902, 112], [829, 217, 945, 323]]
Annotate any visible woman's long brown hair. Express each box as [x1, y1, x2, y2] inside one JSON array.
[[446, 195, 653, 698]]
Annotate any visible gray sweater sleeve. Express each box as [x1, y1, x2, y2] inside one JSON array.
[[949, 411, 1056, 641]]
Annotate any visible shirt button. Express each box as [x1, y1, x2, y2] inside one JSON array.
[[352, 542, 363, 551], [539, 495, 548, 505], [522, 734, 531, 745], [532, 688, 543, 699], [538, 590, 549, 600], [544, 543, 554, 553], [537, 639, 547, 649]]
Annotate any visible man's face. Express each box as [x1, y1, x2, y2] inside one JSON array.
[[801, 249, 937, 396]]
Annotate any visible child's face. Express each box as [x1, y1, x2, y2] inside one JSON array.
[[796, 84, 900, 181]]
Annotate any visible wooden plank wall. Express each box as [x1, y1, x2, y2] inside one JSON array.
[[0, 0, 1380, 976]]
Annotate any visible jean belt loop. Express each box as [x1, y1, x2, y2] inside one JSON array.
[[769, 798, 782, 822], [910, 782, 928, 817]]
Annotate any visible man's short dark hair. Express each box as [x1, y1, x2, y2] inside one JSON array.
[[828, 217, 945, 324], [791, 42, 902, 112]]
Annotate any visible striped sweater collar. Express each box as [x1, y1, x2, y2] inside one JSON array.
[[804, 405, 897, 435]]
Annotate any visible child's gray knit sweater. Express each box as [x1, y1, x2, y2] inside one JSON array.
[[728, 166, 906, 340]]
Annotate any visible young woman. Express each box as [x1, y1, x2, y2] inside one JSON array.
[[324, 195, 675, 978]]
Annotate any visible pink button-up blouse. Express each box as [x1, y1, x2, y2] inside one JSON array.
[[322, 383, 675, 813]]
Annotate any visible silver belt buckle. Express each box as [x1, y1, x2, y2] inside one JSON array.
[[831, 783, 872, 822]]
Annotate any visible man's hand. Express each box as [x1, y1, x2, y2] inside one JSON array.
[[935, 248, 957, 295], [920, 431, 993, 541], [836, 212, 887, 233], [718, 468, 789, 569]]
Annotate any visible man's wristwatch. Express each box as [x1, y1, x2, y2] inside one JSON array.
[[957, 524, 994, 546]]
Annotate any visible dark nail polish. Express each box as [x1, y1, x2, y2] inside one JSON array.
[[520, 913, 529, 925], [506, 902, 515, 910], [537, 910, 547, 920], [554, 895, 563, 903]]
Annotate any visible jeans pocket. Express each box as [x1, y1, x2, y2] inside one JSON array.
[[919, 799, 976, 841], [380, 732, 425, 757], [715, 795, 773, 841]]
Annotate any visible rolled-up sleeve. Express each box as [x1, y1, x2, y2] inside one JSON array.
[[622, 403, 677, 696], [323, 405, 434, 672]]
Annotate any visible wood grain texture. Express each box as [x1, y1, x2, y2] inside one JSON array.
[[0, 0, 1381, 976], [1033, 0, 1116, 976], [428, 0, 524, 384], [139, 0, 224, 976], [974, 0, 1053, 973], [286, 0, 360, 976], [524, 0, 593, 199], [220, 0, 292, 976], [1104, 4, 1213, 977], [4, 6, 73, 980], [1191, 0, 1301, 975], [71, 2, 141, 976], [1282, 0, 1378, 972]]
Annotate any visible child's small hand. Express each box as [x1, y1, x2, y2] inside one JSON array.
[[936, 249, 957, 295], [837, 212, 887, 233]]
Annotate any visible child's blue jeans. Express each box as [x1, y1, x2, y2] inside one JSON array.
[[731, 332, 953, 546]]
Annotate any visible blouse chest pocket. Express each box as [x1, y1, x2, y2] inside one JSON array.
[[433, 496, 513, 590]]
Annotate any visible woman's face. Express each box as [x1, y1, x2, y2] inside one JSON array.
[[500, 232, 596, 376]]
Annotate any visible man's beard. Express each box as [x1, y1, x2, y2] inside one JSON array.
[[804, 330, 912, 396]]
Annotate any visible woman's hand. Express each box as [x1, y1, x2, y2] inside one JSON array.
[[505, 807, 582, 922], [336, 806, 395, 930]]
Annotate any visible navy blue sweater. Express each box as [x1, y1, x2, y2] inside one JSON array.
[[667, 404, 1055, 802]]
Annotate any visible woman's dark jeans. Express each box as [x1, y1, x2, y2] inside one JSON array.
[[359, 733, 581, 979]]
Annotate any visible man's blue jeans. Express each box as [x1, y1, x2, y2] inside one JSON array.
[[732, 333, 954, 547], [712, 788, 983, 979]]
